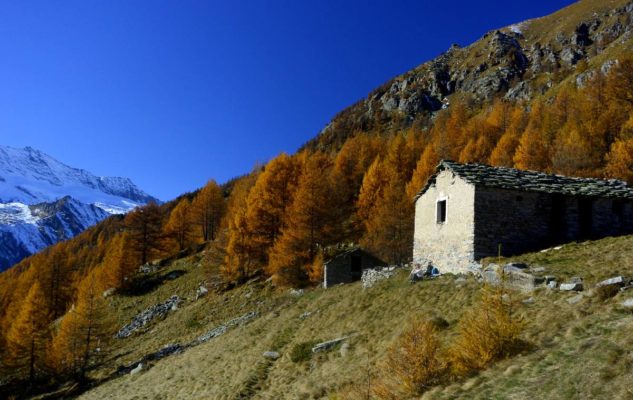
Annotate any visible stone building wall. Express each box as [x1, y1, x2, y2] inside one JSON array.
[[323, 249, 386, 288], [473, 187, 633, 259], [413, 170, 478, 274]]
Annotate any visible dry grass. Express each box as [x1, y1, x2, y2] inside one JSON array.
[[75, 235, 633, 399]]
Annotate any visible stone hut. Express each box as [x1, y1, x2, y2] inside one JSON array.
[[414, 161, 633, 274], [323, 248, 386, 288]]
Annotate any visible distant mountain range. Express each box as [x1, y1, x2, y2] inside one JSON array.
[[0, 145, 159, 270]]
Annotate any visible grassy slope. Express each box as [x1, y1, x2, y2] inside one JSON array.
[[75, 234, 633, 399]]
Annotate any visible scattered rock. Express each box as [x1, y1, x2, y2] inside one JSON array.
[[522, 297, 535, 304], [130, 363, 143, 375], [299, 311, 312, 320], [596, 276, 629, 288], [531, 266, 547, 273], [362, 267, 396, 289], [139, 262, 159, 274], [312, 335, 356, 353], [116, 295, 182, 339], [145, 344, 183, 361], [195, 285, 208, 300], [102, 288, 116, 298], [482, 263, 544, 292], [620, 298, 633, 308], [263, 351, 280, 360], [560, 278, 583, 292], [196, 311, 259, 344], [289, 289, 304, 297], [547, 280, 558, 289]]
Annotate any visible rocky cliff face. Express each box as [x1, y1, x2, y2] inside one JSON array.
[[308, 0, 633, 150], [0, 145, 159, 270]]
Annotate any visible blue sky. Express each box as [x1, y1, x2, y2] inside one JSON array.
[[0, 1, 575, 201]]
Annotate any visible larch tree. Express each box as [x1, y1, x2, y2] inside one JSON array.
[[605, 138, 633, 184], [551, 122, 594, 176], [361, 177, 414, 266], [125, 201, 164, 266], [356, 157, 388, 224], [606, 57, 633, 107], [49, 273, 114, 381], [489, 106, 527, 167], [38, 246, 72, 320], [165, 198, 194, 252], [5, 282, 50, 385], [191, 180, 225, 242], [222, 173, 260, 283], [406, 144, 440, 199], [101, 233, 136, 290], [244, 153, 302, 266], [267, 153, 335, 286], [513, 126, 551, 172]]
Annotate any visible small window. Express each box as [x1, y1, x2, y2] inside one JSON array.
[[436, 200, 447, 224]]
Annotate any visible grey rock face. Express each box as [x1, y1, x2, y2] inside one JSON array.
[[596, 276, 629, 288], [116, 295, 182, 339]]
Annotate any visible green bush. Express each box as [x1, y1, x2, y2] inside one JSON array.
[[290, 341, 318, 363]]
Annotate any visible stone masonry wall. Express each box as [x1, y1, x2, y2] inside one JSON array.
[[413, 170, 478, 274], [474, 187, 633, 259], [323, 250, 386, 288]]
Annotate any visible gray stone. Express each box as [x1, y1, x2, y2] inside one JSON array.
[[130, 363, 143, 375], [196, 311, 258, 344], [596, 276, 628, 288], [116, 295, 182, 339], [289, 289, 304, 297], [522, 297, 535, 304], [102, 288, 116, 298], [312, 335, 355, 353], [362, 267, 396, 289], [299, 311, 312, 320], [531, 266, 547, 273], [195, 285, 209, 300], [547, 280, 558, 289], [263, 351, 280, 360], [620, 298, 633, 308], [560, 282, 583, 292]]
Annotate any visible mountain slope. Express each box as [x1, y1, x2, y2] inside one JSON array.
[[307, 0, 633, 151], [0, 145, 159, 270]]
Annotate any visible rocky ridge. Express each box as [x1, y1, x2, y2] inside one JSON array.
[[308, 0, 633, 151]]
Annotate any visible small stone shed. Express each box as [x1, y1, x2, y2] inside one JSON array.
[[414, 160, 633, 274], [323, 248, 386, 288]]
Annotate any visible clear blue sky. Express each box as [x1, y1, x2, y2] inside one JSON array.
[[0, 1, 575, 201]]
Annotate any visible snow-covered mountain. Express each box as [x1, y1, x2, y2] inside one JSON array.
[[0, 145, 159, 270]]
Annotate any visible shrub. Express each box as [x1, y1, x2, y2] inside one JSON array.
[[448, 286, 525, 377], [290, 341, 318, 363], [595, 284, 620, 301], [373, 317, 448, 398]]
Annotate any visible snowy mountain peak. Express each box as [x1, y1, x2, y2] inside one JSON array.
[[0, 145, 159, 209], [0, 145, 159, 270]]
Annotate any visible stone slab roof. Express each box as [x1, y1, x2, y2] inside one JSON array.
[[416, 160, 633, 200]]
